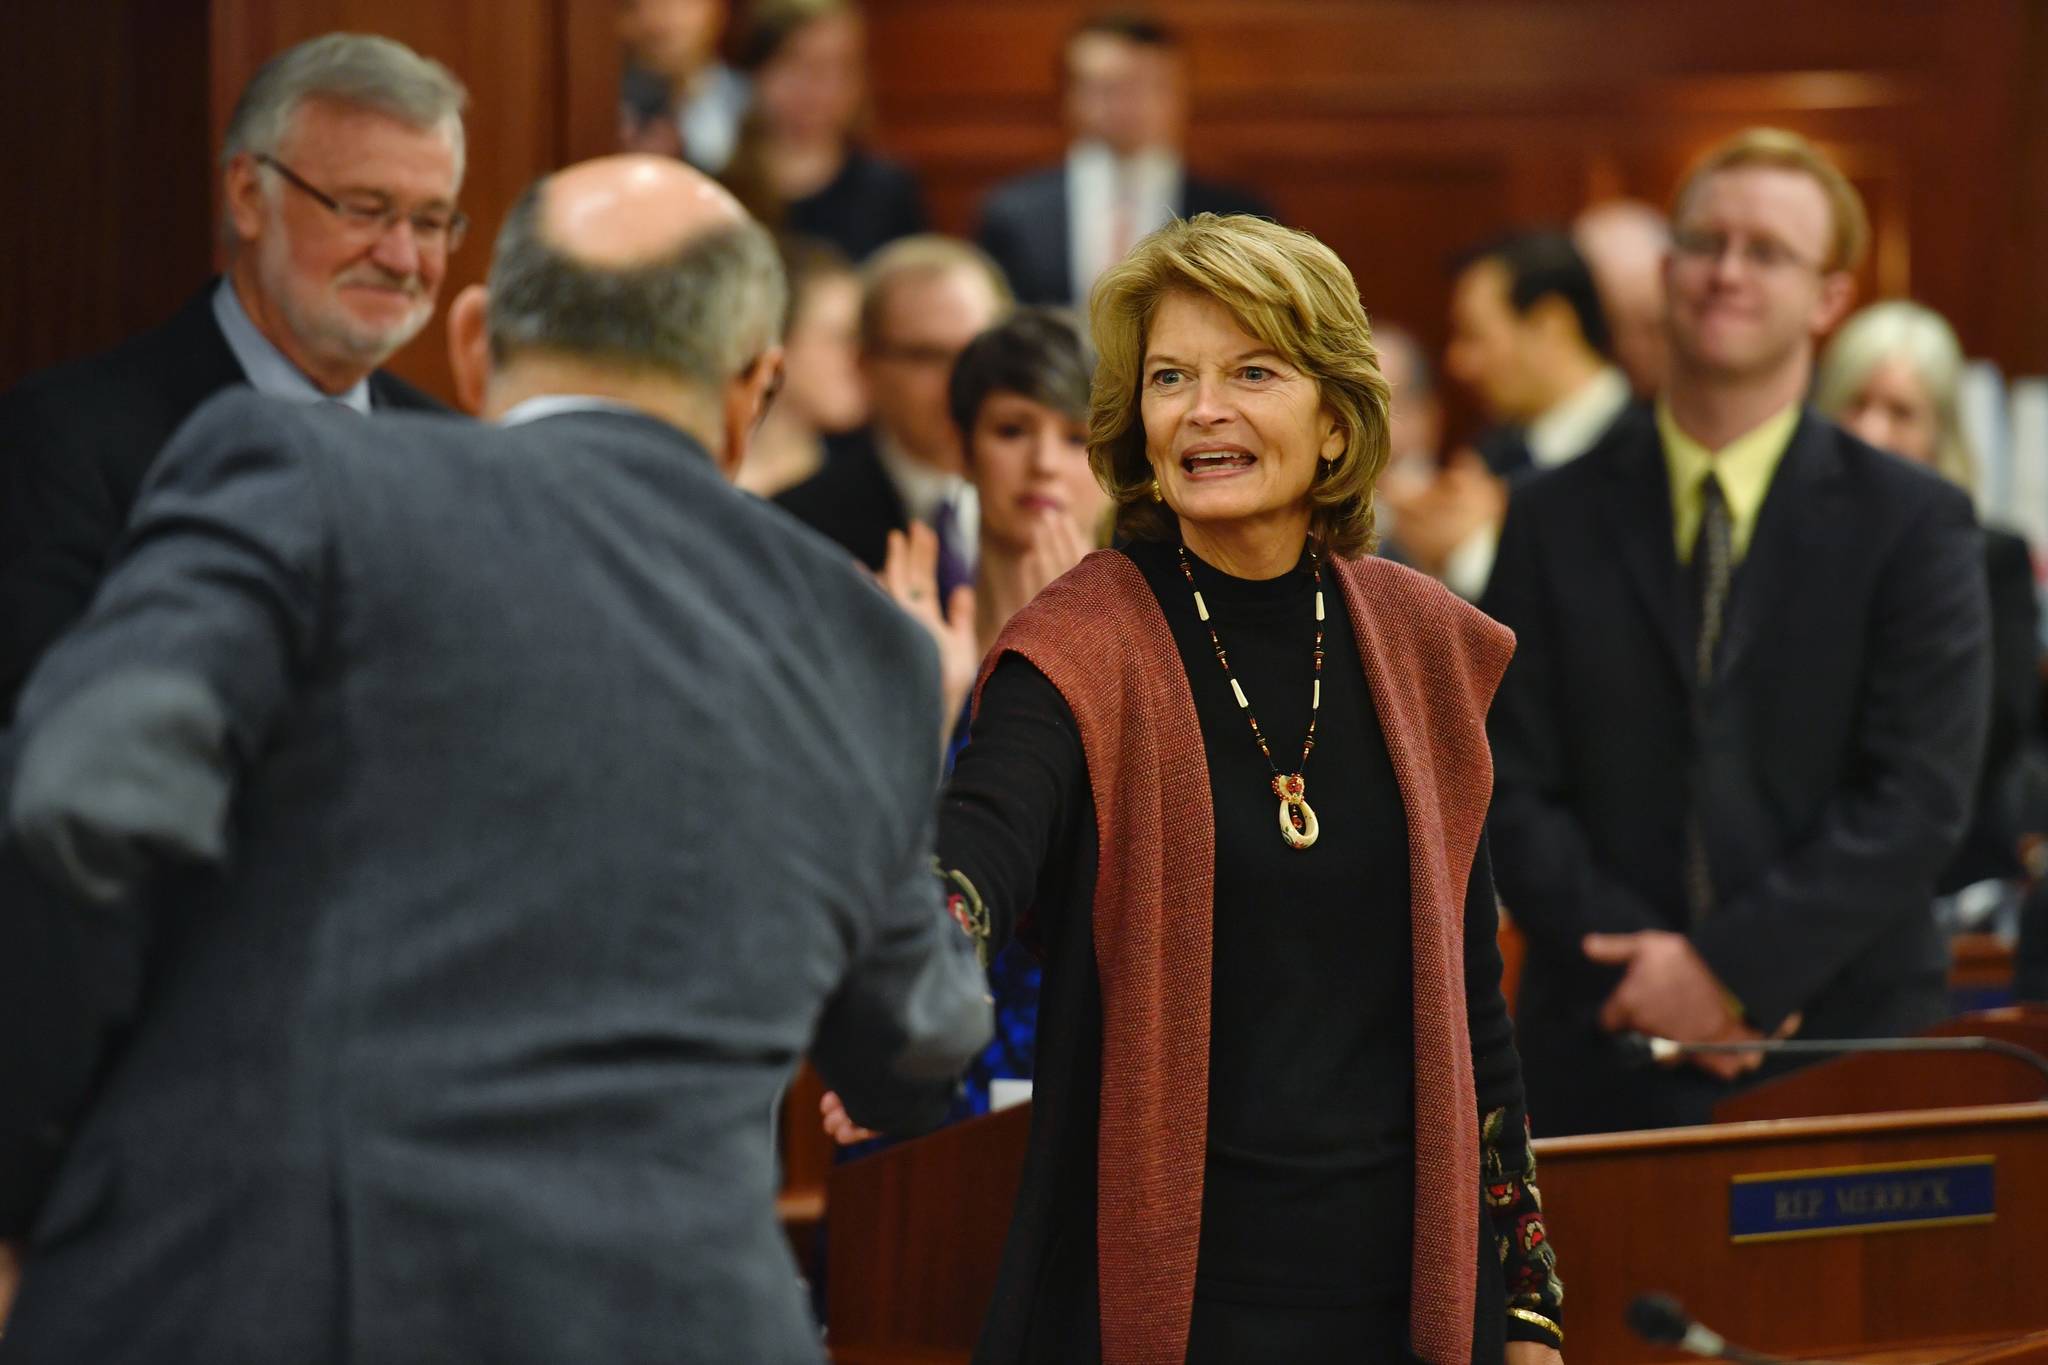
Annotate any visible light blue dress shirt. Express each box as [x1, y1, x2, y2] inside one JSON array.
[[211, 278, 374, 414]]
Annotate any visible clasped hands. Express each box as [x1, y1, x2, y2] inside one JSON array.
[[1583, 930, 1796, 1080], [1, 1239, 19, 1332]]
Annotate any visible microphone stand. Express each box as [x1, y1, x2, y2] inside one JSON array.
[[1639, 1034, 2048, 1089]]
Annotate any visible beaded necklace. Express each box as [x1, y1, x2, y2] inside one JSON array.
[[1176, 543, 1325, 850]]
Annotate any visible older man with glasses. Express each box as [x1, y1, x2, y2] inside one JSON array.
[[0, 32, 468, 718]]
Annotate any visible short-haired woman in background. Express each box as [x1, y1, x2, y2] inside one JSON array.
[[875, 308, 1107, 1115], [1815, 301, 2039, 896]]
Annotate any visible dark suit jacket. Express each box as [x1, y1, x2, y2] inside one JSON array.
[[1475, 425, 1534, 478], [2020, 877, 2048, 1003], [1941, 527, 2039, 890], [0, 393, 990, 1364], [0, 284, 442, 718], [773, 426, 907, 571], [784, 147, 928, 262], [1480, 406, 1991, 1134], [975, 163, 1273, 306]]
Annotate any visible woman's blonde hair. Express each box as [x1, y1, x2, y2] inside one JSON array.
[[1814, 300, 1975, 494], [1087, 213, 1392, 558]]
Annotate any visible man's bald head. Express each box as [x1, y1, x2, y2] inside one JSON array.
[[484, 153, 785, 388], [1573, 199, 1670, 394], [542, 153, 748, 268]]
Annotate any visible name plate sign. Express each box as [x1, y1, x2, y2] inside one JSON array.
[[1729, 1156, 1995, 1244]]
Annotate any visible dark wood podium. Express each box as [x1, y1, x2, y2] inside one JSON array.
[[1536, 1102, 2048, 1361], [827, 1015, 2048, 1363]]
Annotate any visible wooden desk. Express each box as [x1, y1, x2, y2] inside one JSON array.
[[1828, 1333, 2048, 1362], [828, 1102, 2048, 1364], [827, 1105, 1032, 1361], [1715, 1006, 2048, 1124], [1952, 933, 2019, 996], [1539, 1103, 2048, 1361]]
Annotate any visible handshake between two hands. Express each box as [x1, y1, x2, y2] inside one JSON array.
[[1585, 929, 1798, 1079]]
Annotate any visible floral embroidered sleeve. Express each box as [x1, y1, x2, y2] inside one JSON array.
[[1467, 835, 1564, 1350], [1484, 1105, 1564, 1348]]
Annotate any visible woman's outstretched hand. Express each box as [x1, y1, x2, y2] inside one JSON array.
[[819, 1089, 879, 1146], [878, 524, 978, 732], [1504, 1341, 1563, 1364]]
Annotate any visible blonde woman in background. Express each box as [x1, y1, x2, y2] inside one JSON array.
[[1816, 301, 2040, 893]]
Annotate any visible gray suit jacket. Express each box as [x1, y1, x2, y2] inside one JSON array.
[[0, 392, 991, 1364]]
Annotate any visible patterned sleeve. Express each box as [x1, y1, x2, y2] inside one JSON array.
[[1466, 834, 1564, 1349], [1484, 1105, 1564, 1348]]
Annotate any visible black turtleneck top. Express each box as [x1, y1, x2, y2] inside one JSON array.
[[947, 537, 1416, 1309]]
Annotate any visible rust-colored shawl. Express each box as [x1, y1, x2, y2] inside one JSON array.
[[975, 549, 1513, 1364]]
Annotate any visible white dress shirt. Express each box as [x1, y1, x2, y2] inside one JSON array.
[[1066, 141, 1183, 305], [499, 395, 647, 428], [674, 64, 749, 175], [876, 430, 978, 565]]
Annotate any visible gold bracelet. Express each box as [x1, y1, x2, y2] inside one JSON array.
[[1507, 1307, 1563, 1345]]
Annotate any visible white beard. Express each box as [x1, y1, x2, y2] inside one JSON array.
[[256, 220, 431, 369]]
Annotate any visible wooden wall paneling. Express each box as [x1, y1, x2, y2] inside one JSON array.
[[0, 0, 215, 390], [857, 0, 2041, 389], [7, 2, 2038, 404], [1998, 0, 2048, 374], [558, 0, 626, 168]]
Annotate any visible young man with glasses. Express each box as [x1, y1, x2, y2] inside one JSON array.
[[0, 33, 467, 718], [1481, 128, 1992, 1135]]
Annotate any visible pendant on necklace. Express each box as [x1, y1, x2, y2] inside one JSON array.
[[1270, 773, 1319, 850]]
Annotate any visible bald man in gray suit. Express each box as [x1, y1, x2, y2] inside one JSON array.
[[0, 156, 989, 1364]]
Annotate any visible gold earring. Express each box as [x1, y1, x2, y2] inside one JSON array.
[[1150, 478, 1165, 502]]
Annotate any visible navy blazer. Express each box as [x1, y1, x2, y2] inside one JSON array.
[[0, 394, 989, 1363], [975, 164, 1273, 306], [773, 426, 908, 571], [1481, 406, 1991, 1133], [0, 285, 443, 717]]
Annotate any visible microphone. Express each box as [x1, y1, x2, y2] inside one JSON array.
[[1618, 1032, 2048, 1087], [1627, 1293, 1798, 1363]]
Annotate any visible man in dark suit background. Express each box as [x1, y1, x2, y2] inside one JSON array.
[[0, 153, 989, 1363], [975, 10, 1271, 307], [0, 33, 466, 717], [775, 235, 1010, 597], [1482, 129, 1991, 1135]]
